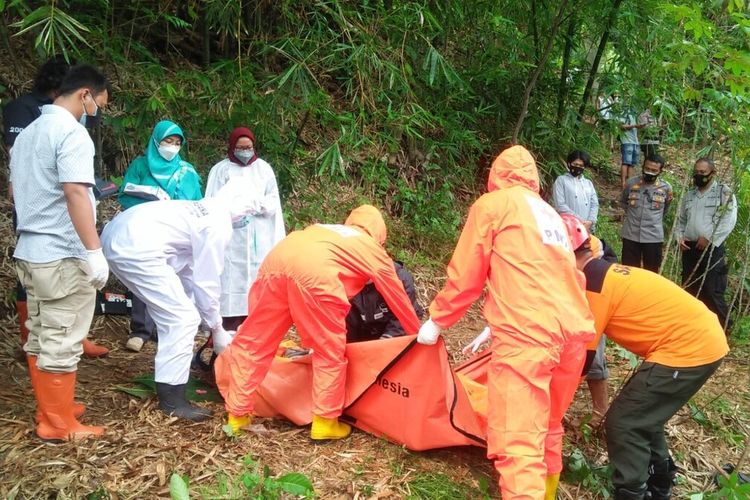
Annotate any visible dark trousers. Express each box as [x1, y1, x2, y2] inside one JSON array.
[[681, 243, 730, 330], [222, 316, 246, 331], [621, 239, 663, 273], [604, 359, 723, 491], [640, 143, 659, 158], [130, 295, 156, 341]]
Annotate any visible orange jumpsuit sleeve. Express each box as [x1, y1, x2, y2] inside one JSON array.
[[429, 200, 494, 329], [366, 245, 421, 335]]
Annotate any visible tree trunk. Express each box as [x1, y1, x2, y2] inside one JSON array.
[[556, 12, 576, 125], [531, 0, 540, 64], [575, 0, 624, 128], [511, 0, 569, 144], [202, 4, 210, 67]]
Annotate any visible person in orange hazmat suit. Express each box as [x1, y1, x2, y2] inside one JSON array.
[[416, 145, 596, 500], [215, 205, 421, 440]]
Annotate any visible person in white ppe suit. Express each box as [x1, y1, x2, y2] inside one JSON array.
[[101, 179, 256, 421], [204, 126, 285, 330]]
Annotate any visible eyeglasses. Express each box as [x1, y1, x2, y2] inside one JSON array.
[[235, 146, 254, 151]]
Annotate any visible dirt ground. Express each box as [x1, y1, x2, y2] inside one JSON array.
[[0, 307, 747, 499]]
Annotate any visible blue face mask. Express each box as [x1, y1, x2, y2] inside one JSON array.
[[79, 92, 99, 127]]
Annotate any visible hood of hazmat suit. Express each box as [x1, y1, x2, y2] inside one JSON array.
[[345, 204, 387, 246]]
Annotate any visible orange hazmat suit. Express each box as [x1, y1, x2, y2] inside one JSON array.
[[428, 145, 596, 499], [215, 205, 421, 420]]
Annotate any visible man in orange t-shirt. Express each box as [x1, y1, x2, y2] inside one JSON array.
[[565, 216, 728, 500]]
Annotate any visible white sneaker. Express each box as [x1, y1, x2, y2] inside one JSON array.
[[125, 336, 145, 352]]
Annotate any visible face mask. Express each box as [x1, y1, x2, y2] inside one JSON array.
[[234, 149, 255, 164], [79, 92, 99, 127], [569, 165, 584, 177], [693, 173, 711, 188], [642, 172, 658, 183], [158, 144, 181, 161]]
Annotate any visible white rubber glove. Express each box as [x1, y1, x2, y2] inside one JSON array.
[[85, 248, 109, 290], [417, 318, 442, 345], [256, 198, 275, 216], [212, 326, 236, 354], [462, 326, 491, 354]]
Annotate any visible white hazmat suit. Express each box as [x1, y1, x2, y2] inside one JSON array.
[[101, 181, 256, 389], [205, 157, 285, 318]]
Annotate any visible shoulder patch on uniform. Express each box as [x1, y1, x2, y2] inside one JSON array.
[[719, 184, 733, 205]]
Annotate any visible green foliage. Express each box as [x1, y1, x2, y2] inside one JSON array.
[[612, 344, 640, 369], [172, 455, 315, 499], [10, 2, 90, 60], [114, 373, 221, 403], [2, 0, 749, 310], [562, 448, 614, 498], [689, 472, 750, 499], [169, 474, 190, 500], [731, 315, 750, 347], [592, 214, 622, 259], [687, 401, 711, 428], [406, 472, 488, 500]]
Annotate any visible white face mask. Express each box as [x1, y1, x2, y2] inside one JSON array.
[[79, 92, 99, 127], [158, 144, 181, 161], [234, 149, 254, 164]]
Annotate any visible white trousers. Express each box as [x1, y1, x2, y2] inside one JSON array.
[[107, 256, 200, 385]]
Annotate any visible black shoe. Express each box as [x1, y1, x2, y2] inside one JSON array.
[[714, 464, 750, 487], [614, 486, 647, 500], [155, 382, 213, 422], [647, 458, 677, 499]]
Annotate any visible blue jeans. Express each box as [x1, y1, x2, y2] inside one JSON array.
[[621, 143, 640, 166]]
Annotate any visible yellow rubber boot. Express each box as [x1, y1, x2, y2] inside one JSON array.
[[545, 472, 560, 500], [227, 414, 252, 434], [310, 415, 351, 440]]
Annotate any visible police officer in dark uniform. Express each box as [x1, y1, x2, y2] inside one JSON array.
[[620, 154, 673, 272]]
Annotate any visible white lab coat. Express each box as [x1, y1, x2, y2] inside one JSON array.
[[101, 199, 233, 384], [205, 157, 285, 317]]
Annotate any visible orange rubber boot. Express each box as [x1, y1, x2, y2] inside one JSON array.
[[17, 300, 29, 346], [27, 356, 84, 422], [34, 370, 104, 441], [82, 338, 109, 358]]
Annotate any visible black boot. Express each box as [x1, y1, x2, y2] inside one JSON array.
[[614, 486, 647, 500], [715, 464, 750, 486], [647, 458, 677, 499], [155, 382, 213, 422]]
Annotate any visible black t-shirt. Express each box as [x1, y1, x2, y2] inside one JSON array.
[[2, 91, 52, 147]]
